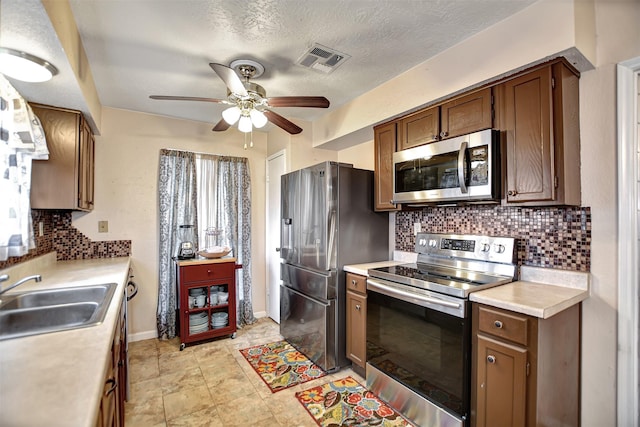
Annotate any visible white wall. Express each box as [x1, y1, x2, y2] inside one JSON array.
[[72, 108, 268, 340]]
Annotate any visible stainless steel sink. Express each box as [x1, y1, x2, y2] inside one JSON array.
[[0, 283, 117, 340]]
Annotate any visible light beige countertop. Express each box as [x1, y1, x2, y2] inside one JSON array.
[[0, 253, 131, 427], [470, 265, 590, 319]]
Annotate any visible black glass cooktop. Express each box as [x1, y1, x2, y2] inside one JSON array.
[[368, 263, 512, 298]]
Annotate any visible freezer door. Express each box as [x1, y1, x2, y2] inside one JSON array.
[[280, 285, 336, 372], [281, 262, 336, 301]]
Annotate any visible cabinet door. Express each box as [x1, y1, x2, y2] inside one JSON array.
[[475, 335, 527, 427], [398, 106, 439, 150], [30, 105, 81, 209], [440, 88, 492, 139], [374, 122, 399, 211], [502, 67, 555, 203], [346, 290, 366, 368]]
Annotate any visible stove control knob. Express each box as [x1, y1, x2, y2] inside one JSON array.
[[493, 243, 506, 254], [479, 242, 491, 252], [428, 239, 438, 248]]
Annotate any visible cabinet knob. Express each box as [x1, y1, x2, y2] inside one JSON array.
[[355, 304, 361, 311], [351, 279, 357, 286], [494, 320, 503, 329], [507, 190, 518, 196], [207, 270, 212, 274], [440, 131, 448, 138], [487, 355, 496, 364]]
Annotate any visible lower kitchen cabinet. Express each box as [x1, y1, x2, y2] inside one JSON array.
[[96, 289, 127, 427], [346, 272, 367, 371], [175, 258, 238, 349], [471, 303, 580, 427]]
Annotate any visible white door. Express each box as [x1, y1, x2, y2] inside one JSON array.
[[266, 150, 286, 323]]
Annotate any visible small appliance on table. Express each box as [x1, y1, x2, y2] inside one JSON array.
[[174, 256, 240, 350], [366, 232, 517, 427]]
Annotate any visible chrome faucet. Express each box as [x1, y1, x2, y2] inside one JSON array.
[[0, 274, 43, 297]]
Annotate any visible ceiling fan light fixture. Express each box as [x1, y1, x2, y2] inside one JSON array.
[[0, 48, 58, 83], [250, 109, 267, 128], [238, 115, 252, 133], [222, 106, 241, 125]]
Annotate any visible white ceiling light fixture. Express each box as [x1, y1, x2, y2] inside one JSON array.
[[0, 48, 58, 83]]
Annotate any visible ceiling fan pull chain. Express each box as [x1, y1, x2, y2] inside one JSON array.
[[250, 129, 254, 148], [243, 132, 248, 150]]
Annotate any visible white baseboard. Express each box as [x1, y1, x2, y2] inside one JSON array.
[[128, 312, 270, 343], [128, 330, 158, 342]]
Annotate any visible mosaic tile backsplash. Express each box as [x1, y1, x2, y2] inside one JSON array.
[[396, 205, 591, 272], [0, 210, 131, 270]]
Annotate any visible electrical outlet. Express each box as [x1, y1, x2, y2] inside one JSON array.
[[98, 221, 109, 233], [413, 222, 421, 236]]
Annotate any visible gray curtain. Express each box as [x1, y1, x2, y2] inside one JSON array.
[[197, 154, 256, 327], [157, 149, 198, 339]]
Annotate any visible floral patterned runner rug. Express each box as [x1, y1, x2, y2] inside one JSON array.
[[296, 376, 414, 427], [239, 340, 326, 393]]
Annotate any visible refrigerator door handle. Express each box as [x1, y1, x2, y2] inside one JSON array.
[[281, 218, 293, 254], [283, 284, 331, 307]]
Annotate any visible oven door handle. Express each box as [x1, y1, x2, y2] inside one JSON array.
[[367, 278, 462, 310]]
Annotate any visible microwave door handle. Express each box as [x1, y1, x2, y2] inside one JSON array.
[[458, 141, 468, 194]]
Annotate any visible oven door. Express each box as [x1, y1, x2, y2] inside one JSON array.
[[366, 278, 471, 426]]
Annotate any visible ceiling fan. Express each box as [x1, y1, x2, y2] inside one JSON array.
[[150, 59, 330, 135]]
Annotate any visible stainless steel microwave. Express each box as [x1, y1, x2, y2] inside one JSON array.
[[392, 129, 500, 205]]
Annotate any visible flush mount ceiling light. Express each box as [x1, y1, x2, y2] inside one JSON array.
[[0, 48, 59, 83]]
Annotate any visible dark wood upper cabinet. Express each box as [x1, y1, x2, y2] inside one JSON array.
[[440, 87, 493, 139], [30, 104, 95, 211], [397, 106, 439, 150], [374, 121, 400, 211], [499, 60, 580, 205]]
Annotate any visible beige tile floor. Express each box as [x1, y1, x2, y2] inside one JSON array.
[[125, 317, 365, 426]]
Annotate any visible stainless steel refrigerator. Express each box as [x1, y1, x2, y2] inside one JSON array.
[[280, 161, 389, 372]]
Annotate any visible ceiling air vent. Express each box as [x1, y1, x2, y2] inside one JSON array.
[[296, 43, 350, 74]]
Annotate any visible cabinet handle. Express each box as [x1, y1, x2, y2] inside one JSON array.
[[440, 131, 448, 138], [487, 355, 496, 364], [494, 320, 503, 329], [507, 190, 518, 196], [355, 304, 361, 311], [351, 279, 357, 286], [207, 270, 212, 274]]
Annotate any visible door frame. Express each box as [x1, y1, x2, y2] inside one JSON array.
[[266, 149, 287, 322], [617, 56, 640, 426]]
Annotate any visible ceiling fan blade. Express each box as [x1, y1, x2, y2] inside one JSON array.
[[212, 118, 231, 132], [267, 96, 330, 108], [263, 110, 303, 135], [149, 95, 226, 103], [209, 63, 248, 96]]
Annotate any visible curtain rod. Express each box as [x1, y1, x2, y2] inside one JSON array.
[[162, 148, 248, 161]]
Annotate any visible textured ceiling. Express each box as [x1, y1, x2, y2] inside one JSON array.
[[2, 0, 537, 134]]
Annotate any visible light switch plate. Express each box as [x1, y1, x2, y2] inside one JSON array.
[[98, 221, 108, 233]]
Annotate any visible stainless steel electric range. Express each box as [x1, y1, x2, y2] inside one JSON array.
[[366, 233, 517, 427]]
